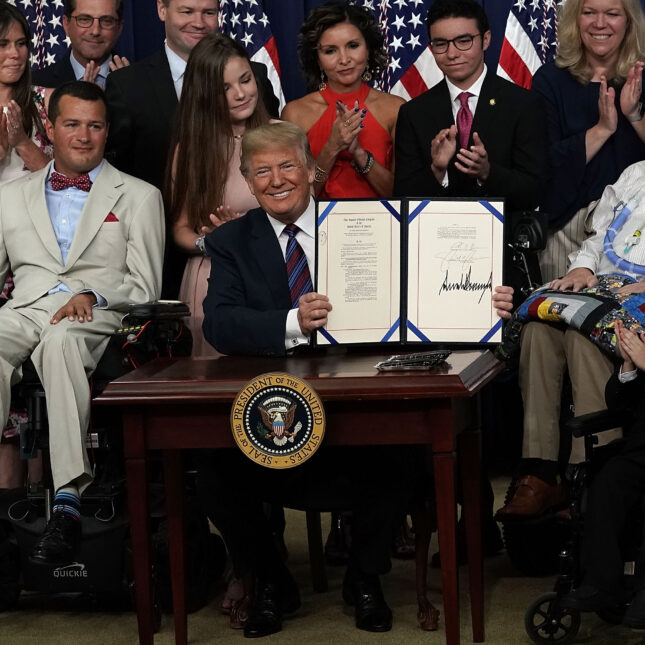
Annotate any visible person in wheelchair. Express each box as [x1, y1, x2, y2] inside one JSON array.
[[0, 80, 164, 566], [493, 160, 645, 520], [561, 320, 645, 628]]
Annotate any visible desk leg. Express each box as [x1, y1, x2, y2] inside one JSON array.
[[164, 450, 187, 645], [459, 430, 484, 642], [124, 411, 154, 645], [433, 451, 460, 645]]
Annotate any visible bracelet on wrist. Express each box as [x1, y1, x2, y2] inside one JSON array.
[[351, 150, 374, 175], [195, 235, 206, 255], [314, 164, 328, 182]]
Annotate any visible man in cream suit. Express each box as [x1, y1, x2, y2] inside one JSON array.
[[0, 81, 164, 565]]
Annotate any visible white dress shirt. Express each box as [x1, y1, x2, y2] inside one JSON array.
[[165, 41, 187, 98]]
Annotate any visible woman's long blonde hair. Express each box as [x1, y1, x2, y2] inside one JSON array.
[[556, 0, 645, 83]]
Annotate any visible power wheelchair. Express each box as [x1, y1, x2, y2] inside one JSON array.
[[524, 408, 641, 645], [0, 298, 225, 619]]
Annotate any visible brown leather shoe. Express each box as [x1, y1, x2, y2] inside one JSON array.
[[494, 475, 567, 520]]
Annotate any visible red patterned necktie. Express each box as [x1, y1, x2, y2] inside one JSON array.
[[50, 171, 92, 192], [284, 224, 313, 308], [456, 91, 474, 150]]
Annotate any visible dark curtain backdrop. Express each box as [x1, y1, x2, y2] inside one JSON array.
[[115, 0, 643, 103]]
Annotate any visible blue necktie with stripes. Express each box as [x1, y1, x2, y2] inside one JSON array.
[[284, 224, 313, 308]]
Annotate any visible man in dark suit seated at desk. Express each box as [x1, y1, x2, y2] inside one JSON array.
[[392, 0, 544, 213], [199, 122, 406, 637]]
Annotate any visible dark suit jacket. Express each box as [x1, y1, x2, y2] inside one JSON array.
[[203, 207, 292, 356], [393, 72, 545, 213], [32, 51, 77, 87], [104, 47, 279, 191]]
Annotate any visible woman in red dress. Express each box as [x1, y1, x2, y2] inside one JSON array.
[[282, 1, 404, 198]]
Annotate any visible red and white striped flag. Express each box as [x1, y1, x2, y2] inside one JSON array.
[[497, 0, 563, 89], [368, 0, 443, 99]]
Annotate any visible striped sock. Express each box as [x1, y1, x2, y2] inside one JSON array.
[[52, 485, 81, 520]]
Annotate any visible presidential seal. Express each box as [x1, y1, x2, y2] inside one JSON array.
[[230, 372, 326, 469]]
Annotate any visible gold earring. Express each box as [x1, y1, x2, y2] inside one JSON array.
[[361, 68, 372, 83], [319, 70, 327, 91]]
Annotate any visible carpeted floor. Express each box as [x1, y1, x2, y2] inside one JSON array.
[[2, 479, 645, 644]]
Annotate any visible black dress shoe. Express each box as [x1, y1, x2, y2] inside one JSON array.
[[560, 585, 626, 612], [243, 576, 301, 638], [30, 511, 81, 566], [342, 569, 392, 632]]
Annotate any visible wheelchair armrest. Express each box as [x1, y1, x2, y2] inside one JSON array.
[[127, 300, 190, 321], [565, 409, 630, 438]]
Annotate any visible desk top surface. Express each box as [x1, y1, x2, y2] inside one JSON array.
[[96, 349, 504, 405]]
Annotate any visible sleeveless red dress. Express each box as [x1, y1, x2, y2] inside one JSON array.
[[307, 83, 393, 198]]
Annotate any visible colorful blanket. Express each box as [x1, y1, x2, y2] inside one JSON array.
[[501, 274, 645, 361]]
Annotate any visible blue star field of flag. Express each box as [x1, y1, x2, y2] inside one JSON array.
[[511, 0, 561, 64], [361, 0, 431, 91], [11, 0, 69, 70], [219, 0, 273, 59]]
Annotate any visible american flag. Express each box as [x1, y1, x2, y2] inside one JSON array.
[[219, 0, 285, 111], [12, 0, 69, 71], [497, 0, 562, 89], [363, 0, 442, 99]]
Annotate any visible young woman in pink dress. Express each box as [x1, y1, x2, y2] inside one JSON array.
[[167, 34, 270, 357]]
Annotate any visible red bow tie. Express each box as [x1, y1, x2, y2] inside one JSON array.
[[50, 171, 92, 192]]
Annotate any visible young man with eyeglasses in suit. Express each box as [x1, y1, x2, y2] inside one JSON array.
[[393, 0, 545, 214]]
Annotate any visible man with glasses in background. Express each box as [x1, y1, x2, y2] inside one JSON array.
[[33, 0, 129, 88], [393, 0, 544, 214]]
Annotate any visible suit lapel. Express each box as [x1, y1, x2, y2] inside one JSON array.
[[24, 168, 64, 264], [248, 209, 292, 309], [64, 162, 123, 268], [148, 50, 178, 126], [471, 73, 498, 142], [436, 80, 456, 127]]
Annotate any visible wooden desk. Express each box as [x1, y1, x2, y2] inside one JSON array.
[[96, 348, 503, 645]]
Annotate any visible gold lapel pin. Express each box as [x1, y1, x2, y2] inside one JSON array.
[[489, 98, 496, 106]]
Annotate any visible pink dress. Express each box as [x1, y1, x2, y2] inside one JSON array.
[[178, 137, 259, 357]]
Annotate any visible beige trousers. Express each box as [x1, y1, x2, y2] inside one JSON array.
[[519, 322, 620, 464], [0, 293, 121, 492]]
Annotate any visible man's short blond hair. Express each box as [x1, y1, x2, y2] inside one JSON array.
[[240, 122, 314, 178]]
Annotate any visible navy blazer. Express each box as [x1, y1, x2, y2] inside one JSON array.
[[393, 72, 545, 213], [203, 208, 293, 356]]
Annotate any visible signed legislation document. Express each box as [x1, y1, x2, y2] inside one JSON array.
[[314, 198, 504, 346], [407, 199, 503, 344], [316, 200, 401, 345]]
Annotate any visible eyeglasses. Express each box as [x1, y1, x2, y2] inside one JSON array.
[[429, 33, 482, 54], [70, 14, 121, 29]]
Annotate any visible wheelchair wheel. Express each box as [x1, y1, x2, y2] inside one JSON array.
[[525, 592, 581, 645]]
